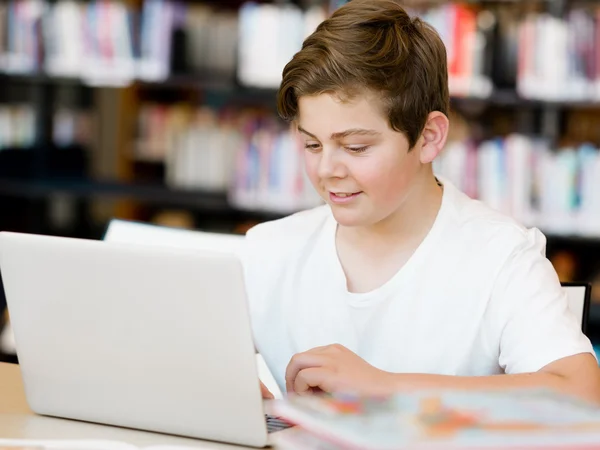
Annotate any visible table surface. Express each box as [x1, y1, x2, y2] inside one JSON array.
[[0, 363, 284, 449]]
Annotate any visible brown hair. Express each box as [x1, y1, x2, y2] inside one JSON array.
[[277, 0, 449, 149]]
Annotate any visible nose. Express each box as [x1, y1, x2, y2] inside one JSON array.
[[317, 147, 347, 180]]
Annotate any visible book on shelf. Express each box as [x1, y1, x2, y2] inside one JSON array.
[[134, 103, 322, 214], [1, 0, 45, 75], [434, 135, 600, 238], [272, 389, 600, 449], [412, 3, 494, 98], [4, 0, 600, 103], [134, 99, 600, 231], [0, 104, 36, 150], [236, 2, 324, 89], [53, 107, 93, 149], [7, 0, 595, 102], [517, 7, 600, 101], [0, 105, 90, 151]]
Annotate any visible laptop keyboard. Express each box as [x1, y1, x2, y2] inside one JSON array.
[[266, 414, 293, 433]]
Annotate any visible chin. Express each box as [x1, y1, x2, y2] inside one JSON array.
[[329, 207, 372, 227]]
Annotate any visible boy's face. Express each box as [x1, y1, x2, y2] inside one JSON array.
[[297, 92, 429, 228]]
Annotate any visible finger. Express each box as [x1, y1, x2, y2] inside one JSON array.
[[285, 352, 329, 393], [294, 367, 334, 395], [260, 381, 274, 400]]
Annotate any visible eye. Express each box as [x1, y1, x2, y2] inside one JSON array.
[[304, 143, 321, 152], [345, 146, 370, 154]]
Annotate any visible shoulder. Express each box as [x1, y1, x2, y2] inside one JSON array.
[[440, 182, 594, 373], [442, 179, 546, 260]]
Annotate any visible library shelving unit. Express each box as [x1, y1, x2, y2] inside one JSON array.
[[1, 0, 600, 358]]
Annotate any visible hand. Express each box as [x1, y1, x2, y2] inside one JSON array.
[[285, 344, 394, 396], [260, 380, 274, 399]]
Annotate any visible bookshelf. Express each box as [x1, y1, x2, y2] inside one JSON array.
[[1, 0, 600, 342], [0, 0, 598, 219]]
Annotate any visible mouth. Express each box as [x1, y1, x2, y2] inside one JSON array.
[[329, 191, 362, 204]]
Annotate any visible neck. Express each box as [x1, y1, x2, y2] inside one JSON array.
[[338, 173, 443, 251]]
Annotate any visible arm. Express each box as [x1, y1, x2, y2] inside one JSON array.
[[390, 353, 600, 401], [286, 345, 600, 404]]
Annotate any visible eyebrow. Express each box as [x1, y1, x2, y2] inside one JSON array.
[[297, 126, 381, 141]]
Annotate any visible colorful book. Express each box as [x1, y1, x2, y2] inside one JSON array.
[[273, 390, 600, 449]]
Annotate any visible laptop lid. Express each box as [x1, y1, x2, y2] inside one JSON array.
[[102, 219, 283, 400], [104, 219, 245, 256], [0, 231, 268, 447]]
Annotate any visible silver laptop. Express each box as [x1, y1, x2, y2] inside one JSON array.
[[0, 231, 290, 448], [102, 220, 283, 401]]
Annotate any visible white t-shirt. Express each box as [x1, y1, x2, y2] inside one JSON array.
[[242, 179, 594, 393]]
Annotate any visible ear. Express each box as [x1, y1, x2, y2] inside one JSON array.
[[419, 111, 449, 164]]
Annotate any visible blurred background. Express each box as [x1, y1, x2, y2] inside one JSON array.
[[0, 0, 599, 357]]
